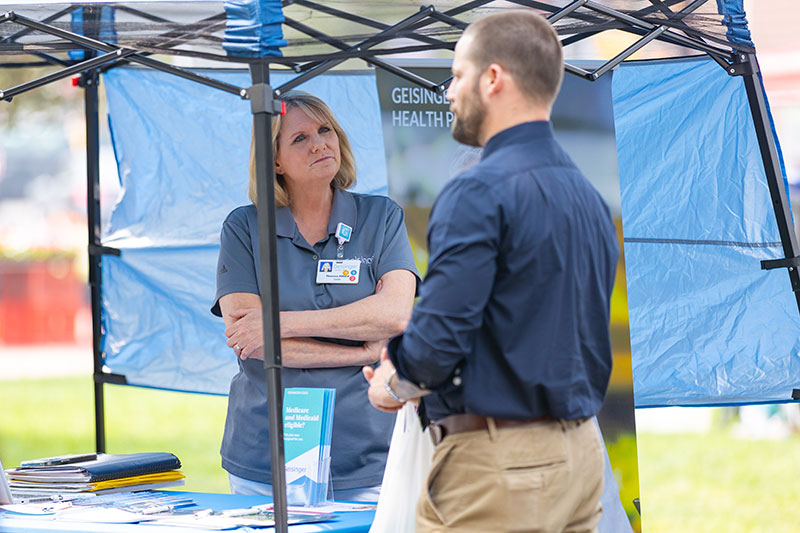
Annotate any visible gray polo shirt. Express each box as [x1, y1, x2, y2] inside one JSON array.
[[212, 189, 419, 490]]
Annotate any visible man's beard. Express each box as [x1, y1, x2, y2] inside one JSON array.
[[451, 81, 486, 147]]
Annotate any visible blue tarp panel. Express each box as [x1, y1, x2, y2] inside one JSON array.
[[613, 56, 800, 407], [102, 68, 387, 393], [222, 0, 286, 57]]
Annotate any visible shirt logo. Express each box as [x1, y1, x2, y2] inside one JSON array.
[[219, 264, 228, 274]]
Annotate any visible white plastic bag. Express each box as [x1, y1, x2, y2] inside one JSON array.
[[370, 402, 435, 533]]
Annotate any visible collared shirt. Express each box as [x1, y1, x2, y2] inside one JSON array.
[[212, 188, 419, 489], [388, 121, 619, 422]]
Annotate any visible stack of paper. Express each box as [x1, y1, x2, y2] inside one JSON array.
[[283, 388, 336, 506], [6, 453, 184, 496]]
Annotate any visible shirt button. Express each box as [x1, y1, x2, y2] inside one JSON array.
[[312, 255, 318, 260], [452, 376, 462, 386]]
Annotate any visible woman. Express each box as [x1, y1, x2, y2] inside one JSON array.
[[211, 91, 418, 502]]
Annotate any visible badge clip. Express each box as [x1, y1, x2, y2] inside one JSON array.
[[335, 223, 352, 259]]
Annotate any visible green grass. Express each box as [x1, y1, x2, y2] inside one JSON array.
[[0, 376, 229, 493], [636, 428, 800, 532], [3, 378, 800, 531]]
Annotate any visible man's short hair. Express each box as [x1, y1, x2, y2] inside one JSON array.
[[464, 10, 564, 109]]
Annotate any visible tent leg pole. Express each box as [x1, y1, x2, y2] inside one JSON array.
[[741, 53, 800, 314], [81, 6, 106, 454], [249, 61, 288, 533], [86, 66, 105, 452]]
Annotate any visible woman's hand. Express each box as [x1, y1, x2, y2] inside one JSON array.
[[226, 306, 265, 360], [362, 339, 388, 365]]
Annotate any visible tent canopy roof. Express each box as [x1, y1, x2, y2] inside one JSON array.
[[0, 0, 753, 68]]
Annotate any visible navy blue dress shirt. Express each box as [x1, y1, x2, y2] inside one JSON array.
[[388, 121, 619, 422]]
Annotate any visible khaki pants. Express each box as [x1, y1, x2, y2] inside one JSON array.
[[416, 417, 604, 533]]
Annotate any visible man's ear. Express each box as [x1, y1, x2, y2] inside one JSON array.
[[484, 63, 504, 97]]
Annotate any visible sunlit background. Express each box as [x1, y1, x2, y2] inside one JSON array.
[[1, 2, 799, 532]]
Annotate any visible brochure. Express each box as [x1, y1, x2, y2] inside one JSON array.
[[282, 387, 335, 506]]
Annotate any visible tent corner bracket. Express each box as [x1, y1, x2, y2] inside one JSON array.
[[727, 53, 758, 77], [246, 83, 285, 116]]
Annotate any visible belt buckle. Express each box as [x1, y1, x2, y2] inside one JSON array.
[[428, 423, 445, 446]]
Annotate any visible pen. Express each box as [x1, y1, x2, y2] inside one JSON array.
[[17, 497, 52, 504], [17, 495, 65, 504], [126, 496, 189, 506], [138, 502, 196, 515], [219, 504, 273, 517], [138, 497, 193, 506]]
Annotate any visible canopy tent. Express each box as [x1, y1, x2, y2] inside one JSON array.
[[2, 1, 798, 529]]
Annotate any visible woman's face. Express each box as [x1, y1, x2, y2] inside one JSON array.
[[275, 106, 341, 189]]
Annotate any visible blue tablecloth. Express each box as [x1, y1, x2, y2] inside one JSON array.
[[0, 491, 374, 532]]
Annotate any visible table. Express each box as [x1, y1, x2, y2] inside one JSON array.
[[0, 491, 374, 532]]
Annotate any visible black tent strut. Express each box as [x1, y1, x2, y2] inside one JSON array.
[[1, 11, 246, 98], [77, 6, 107, 455]]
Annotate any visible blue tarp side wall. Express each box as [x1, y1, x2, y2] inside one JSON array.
[[102, 68, 387, 394], [613, 56, 800, 407], [223, 0, 286, 57]]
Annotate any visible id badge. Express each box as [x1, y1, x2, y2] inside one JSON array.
[[316, 259, 361, 284]]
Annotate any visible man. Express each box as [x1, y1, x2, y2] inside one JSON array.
[[363, 10, 619, 533]]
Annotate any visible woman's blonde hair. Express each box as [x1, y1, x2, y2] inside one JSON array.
[[248, 90, 356, 207]]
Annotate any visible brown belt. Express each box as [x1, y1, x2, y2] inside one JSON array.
[[430, 413, 557, 446]]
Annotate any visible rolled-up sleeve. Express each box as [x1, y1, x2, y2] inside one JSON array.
[[388, 177, 499, 390]]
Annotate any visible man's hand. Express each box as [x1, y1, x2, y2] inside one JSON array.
[[226, 307, 265, 360], [362, 346, 405, 413]]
